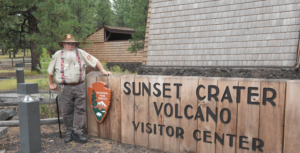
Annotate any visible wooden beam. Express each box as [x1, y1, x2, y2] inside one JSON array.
[[0, 99, 56, 107], [105, 32, 112, 41], [0, 118, 63, 127], [295, 32, 300, 68]]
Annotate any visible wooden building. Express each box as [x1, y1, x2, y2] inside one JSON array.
[[82, 25, 143, 63], [143, 0, 300, 68]]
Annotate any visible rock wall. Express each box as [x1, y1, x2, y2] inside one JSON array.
[[138, 67, 300, 79], [86, 62, 142, 74], [106, 62, 142, 73]]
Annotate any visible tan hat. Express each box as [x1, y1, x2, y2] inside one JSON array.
[[58, 34, 80, 47]]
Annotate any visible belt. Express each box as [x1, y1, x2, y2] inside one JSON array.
[[62, 81, 84, 86]]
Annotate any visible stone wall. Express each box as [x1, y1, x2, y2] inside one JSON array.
[[86, 62, 142, 74], [138, 67, 300, 79], [106, 62, 142, 73]]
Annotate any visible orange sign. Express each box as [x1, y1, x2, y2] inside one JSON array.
[[88, 82, 111, 123]]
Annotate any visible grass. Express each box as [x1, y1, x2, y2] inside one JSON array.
[[0, 70, 32, 74], [0, 78, 48, 91], [0, 49, 31, 59]]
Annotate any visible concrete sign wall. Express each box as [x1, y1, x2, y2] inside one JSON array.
[[86, 72, 300, 153]]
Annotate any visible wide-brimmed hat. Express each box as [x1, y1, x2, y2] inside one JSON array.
[[58, 34, 80, 47]]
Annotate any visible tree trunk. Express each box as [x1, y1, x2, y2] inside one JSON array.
[[13, 48, 16, 58], [28, 5, 40, 72], [1, 48, 4, 55], [9, 51, 11, 58], [24, 49, 25, 56], [30, 43, 40, 71]]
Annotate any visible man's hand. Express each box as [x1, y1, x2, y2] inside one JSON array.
[[50, 83, 57, 90], [48, 74, 57, 90], [102, 70, 112, 76]]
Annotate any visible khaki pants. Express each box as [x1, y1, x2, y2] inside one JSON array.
[[58, 83, 86, 135]]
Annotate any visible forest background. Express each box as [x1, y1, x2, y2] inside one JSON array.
[[0, 0, 149, 71]]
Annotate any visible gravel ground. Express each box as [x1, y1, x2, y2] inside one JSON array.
[[0, 124, 163, 153]]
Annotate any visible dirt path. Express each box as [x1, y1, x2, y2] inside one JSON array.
[[0, 124, 163, 153]]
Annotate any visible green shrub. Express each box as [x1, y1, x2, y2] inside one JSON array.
[[39, 104, 54, 118], [110, 65, 122, 74], [101, 62, 108, 70], [36, 48, 51, 74], [36, 48, 51, 89]]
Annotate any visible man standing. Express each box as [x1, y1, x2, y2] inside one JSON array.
[[48, 34, 111, 143]]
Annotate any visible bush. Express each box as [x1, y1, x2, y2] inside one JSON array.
[[36, 48, 51, 89], [37, 48, 51, 74], [110, 65, 122, 73], [101, 62, 108, 70]]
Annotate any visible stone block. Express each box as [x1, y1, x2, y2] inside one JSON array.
[[0, 127, 8, 138], [0, 109, 17, 120]]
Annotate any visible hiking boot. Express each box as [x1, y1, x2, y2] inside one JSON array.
[[64, 134, 73, 143], [72, 133, 87, 144]]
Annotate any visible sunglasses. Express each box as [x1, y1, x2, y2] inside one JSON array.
[[64, 43, 76, 46]]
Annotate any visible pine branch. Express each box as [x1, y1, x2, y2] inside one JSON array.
[[8, 11, 28, 15]]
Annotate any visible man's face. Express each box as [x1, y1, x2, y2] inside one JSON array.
[[63, 42, 76, 51]]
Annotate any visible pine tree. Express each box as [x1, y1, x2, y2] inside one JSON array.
[[124, 0, 149, 53], [95, 0, 114, 28], [112, 0, 129, 27], [0, 0, 98, 70], [91, 90, 97, 108], [0, 0, 42, 70], [32, 0, 98, 55]]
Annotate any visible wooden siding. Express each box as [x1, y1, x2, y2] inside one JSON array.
[[143, 0, 152, 65], [146, 0, 300, 67], [86, 74, 300, 153], [83, 27, 143, 63], [83, 41, 143, 63], [85, 28, 104, 43]]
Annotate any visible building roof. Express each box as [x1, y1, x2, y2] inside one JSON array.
[[145, 0, 300, 67], [86, 25, 134, 39], [104, 25, 134, 34]]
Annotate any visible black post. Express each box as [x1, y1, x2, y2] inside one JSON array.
[[16, 63, 25, 83]]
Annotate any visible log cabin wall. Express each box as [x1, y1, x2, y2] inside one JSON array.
[[83, 27, 143, 63], [145, 0, 300, 67]]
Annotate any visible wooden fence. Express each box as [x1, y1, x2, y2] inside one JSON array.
[[86, 72, 300, 153], [0, 99, 62, 127]]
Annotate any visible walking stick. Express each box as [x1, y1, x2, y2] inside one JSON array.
[[56, 96, 62, 138]]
